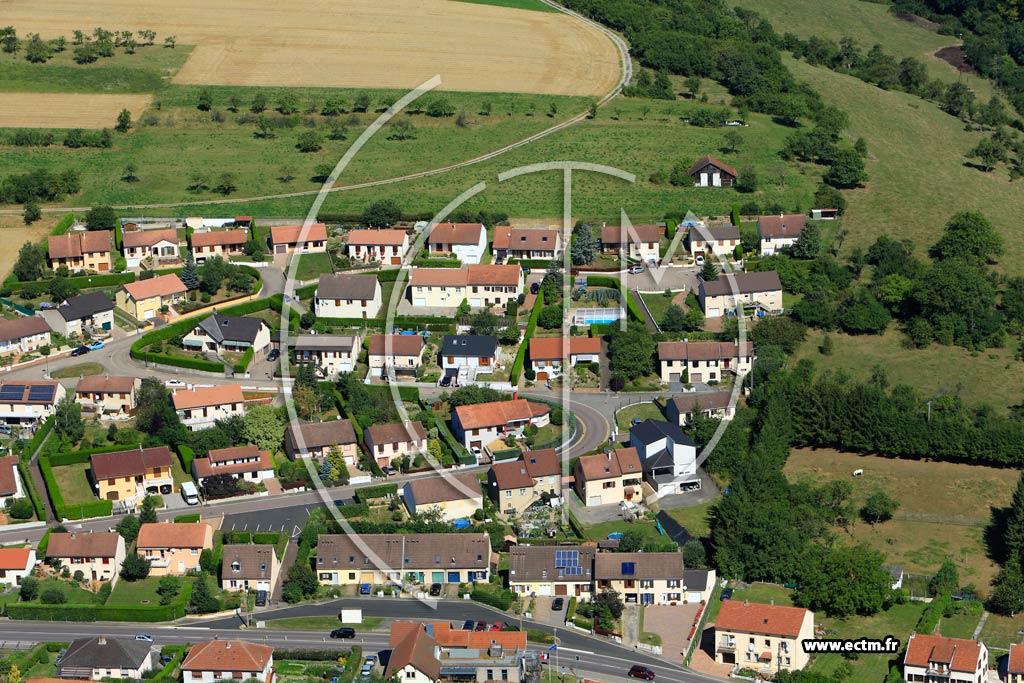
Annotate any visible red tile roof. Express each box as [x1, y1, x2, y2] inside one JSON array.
[[190, 229, 248, 248], [347, 228, 408, 246], [0, 547, 33, 570], [0, 456, 19, 497], [46, 532, 122, 559], [389, 621, 526, 651], [365, 421, 426, 446], [171, 384, 244, 410], [715, 600, 810, 639], [121, 274, 186, 301], [491, 448, 559, 489], [368, 334, 424, 357], [385, 624, 441, 680], [75, 376, 137, 394], [530, 336, 600, 361], [1009, 644, 1024, 674], [136, 522, 212, 549], [0, 316, 50, 344], [193, 449, 272, 479], [404, 471, 481, 504], [658, 340, 753, 361], [757, 214, 807, 239], [453, 399, 550, 430], [492, 227, 560, 251], [182, 640, 273, 673], [270, 223, 327, 245], [467, 264, 521, 286], [600, 224, 661, 245], [905, 634, 985, 673], [427, 223, 484, 245], [48, 231, 112, 259], [575, 448, 641, 482], [123, 229, 178, 249], [687, 155, 738, 178]]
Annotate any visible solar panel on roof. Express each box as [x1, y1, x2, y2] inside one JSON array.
[[566, 566, 583, 576], [28, 386, 54, 401], [0, 385, 25, 400], [622, 562, 635, 575]]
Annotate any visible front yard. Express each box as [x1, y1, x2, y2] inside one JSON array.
[[615, 401, 664, 431], [293, 253, 336, 281], [50, 463, 95, 506]]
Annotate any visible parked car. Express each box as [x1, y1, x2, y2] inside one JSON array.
[[331, 628, 356, 639], [429, 583, 442, 596], [530, 282, 540, 294], [628, 265, 644, 274], [87, 340, 105, 350], [145, 485, 159, 495], [365, 656, 377, 666], [159, 655, 172, 666], [439, 374, 452, 388], [165, 379, 186, 388], [490, 622, 503, 632], [462, 619, 475, 631], [720, 588, 733, 601], [631, 417, 643, 426], [360, 665, 373, 678], [694, 255, 705, 266], [159, 484, 172, 495], [267, 349, 281, 362], [255, 590, 267, 606], [383, 466, 398, 476], [628, 666, 655, 681], [552, 597, 564, 611], [71, 346, 89, 357], [474, 621, 487, 631], [359, 583, 372, 595], [135, 634, 154, 642]]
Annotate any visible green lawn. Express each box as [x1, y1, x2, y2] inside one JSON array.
[[450, 0, 558, 11], [50, 462, 96, 506], [0, 45, 193, 94], [106, 576, 168, 606], [584, 518, 670, 545], [637, 291, 678, 327], [294, 253, 336, 281], [51, 362, 105, 379], [615, 402, 664, 431], [664, 500, 714, 539], [24, 577, 97, 605], [980, 612, 1024, 651], [265, 616, 384, 630], [810, 602, 925, 683], [939, 601, 985, 640]]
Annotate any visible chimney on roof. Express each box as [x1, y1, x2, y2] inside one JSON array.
[[770, 598, 774, 606], [744, 600, 749, 607], [226, 642, 232, 649], [98, 635, 106, 645]]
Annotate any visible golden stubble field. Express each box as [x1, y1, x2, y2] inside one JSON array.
[[1, 0, 621, 96], [0, 216, 58, 279], [0, 93, 153, 129]]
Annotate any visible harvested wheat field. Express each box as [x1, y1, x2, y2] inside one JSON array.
[[0, 93, 153, 129], [0, 216, 57, 279], [2, 0, 621, 96]]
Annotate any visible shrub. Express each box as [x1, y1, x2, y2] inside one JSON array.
[[39, 588, 67, 604]]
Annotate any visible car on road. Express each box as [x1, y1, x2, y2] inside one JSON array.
[[135, 634, 153, 642], [429, 583, 442, 596], [165, 379, 186, 388], [628, 265, 644, 274], [331, 628, 356, 639], [87, 340, 105, 350], [720, 588, 733, 601], [267, 349, 280, 362], [462, 620, 474, 631], [552, 597, 564, 611], [71, 346, 89, 357], [474, 621, 487, 631], [255, 590, 267, 606], [360, 583, 372, 595], [490, 622, 503, 631], [628, 666, 655, 680]]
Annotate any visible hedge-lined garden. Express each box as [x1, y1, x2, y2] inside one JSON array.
[[510, 290, 544, 384], [38, 451, 114, 520]]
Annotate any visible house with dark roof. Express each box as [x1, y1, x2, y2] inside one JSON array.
[[595, 551, 687, 605], [58, 635, 155, 680], [346, 228, 410, 264], [508, 545, 595, 598], [45, 532, 126, 585], [426, 223, 487, 264], [364, 421, 427, 467], [492, 226, 562, 262], [666, 390, 735, 425], [284, 419, 359, 464], [269, 223, 327, 255], [572, 447, 643, 507], [314, 273, 382, 319], [182, 641, 274, 683], [47, 230, 113, 272], [189, 229, 248, 263], [74, 376, 139, 417], [0, 317, 51, 357], [487, 448, 561, 516], [440, 335, 499, 384], [697, 271, 783, 318], [688, 155, 737, 187], [182, 313, 272, 356], [294, 334, 360, 379], [600, 224, 661, 263], [221, 544, 279, 596], [451, 399, 551, 450], [0, 381, 65, 426], [682, 568, 717, 604], [41, 292, 114, 336], [688, 223, 741, 259], [757, 214, 808, 256], [714, 601, 815, 672], [315, 533, 491, 586], [403, 472, 482, 521], [367, 334, 425, 375], [657, 340, 755, 384], [91, 446, 175, 506], [192, 445, 274, 487], [629, 419, 698, 493]]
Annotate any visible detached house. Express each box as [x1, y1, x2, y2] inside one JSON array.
[[189, 229, 248, 263], [0, 456, 24, 505], [492, 227, 562, 262], [221, 544, 279, 596], [58, 635, 154, 680], [666, 390, 735, 425], [122, 228, 180, 269], [688, 155, 737, 187], [183, 314, 272, 356], [365, 421, 427, 467], [0, 547, 35, 586], [284, 419, 359, 464], [192, 445, 274, 486], [698, 271, 783, 318], [488, 448, 561, 516], [409, 265, 523, 310], [315, 533, 491, 586], [116, 274, 186, 321], [1007, 644, 1024, 683], [45, 532, 126, 586], [403, 471, 483, 520], [629, 419, 698, 494], [595, 551, 687, 605], [572, 447, 643, 507], [171, 384, 245, 431], [43, 292, 114, 336], [136, 522, 213, 576], [269, 223, 327, 255], [757, 214, 807, 256], [387, 622, 529, 683], [384, 624, 441, 683], [47, 230, 113, 272], [600, 224, 661, 263], [508, 545, 595, 598], [441, 335, 499, 384], [903, 634, 988, 683], [529, 336, 602, 380], [451, 399, 551, 450], [294, 334, 360, 379], [657, 340, 755, 383], [182, 641, 274, 683], [0, 381, 65, 427], [426, 223, 487, 264], [346, 228, 410, 264], [74, 375, 139, 417], [715, 601, 816, 673], [0, 317, 51, 357], [368, 334, 424, 374], [314, 273, 382, 319], [91, 446, 175, 505], [689, 224, 740, 259]]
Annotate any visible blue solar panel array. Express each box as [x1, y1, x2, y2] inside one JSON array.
[[0, 385, 25, 401], [27, 385, 54, 402], [555, 550, 579, 568], [621, 562, 635, 575]]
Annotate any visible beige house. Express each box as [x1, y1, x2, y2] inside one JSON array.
[[91, 446, 175, 505], [315, 533, 491, 586], [508, 545, 595, 598], [758, 214, 807, 256], [314, 273, 382, 319], [904, 634, 988, 683], [346, 228, 410, 264], [74, 376, 139, 418], [0, 381, 65, 427], [116, 274, 186, 321], [666, 391, 735, 425], [42, 292, 114, 337], [182, 641, 274, 683], [595, 552, 687, 605], [492, 227, 563, 261], [364, 421, 427, 467], [136, 522, 214, 576], [697, 271, 783, 318], [452, 399, 551, 450], [408, 265, 523, 310], [221, 544, 279, 596], [192, 445, 275, 486], [367, 334, 424, 374], [270, 223, 327, 255], [426, 223, 487, 264], [403, 472, 482, 521], [714, 601, 815, 673], [190, 229, 248, 263], [172, 384, 245, 431], [572, 447, 643, 507], [600, 224, 661, 263], [0, 317, 51, 357], [689, 224, 740, 259], [45, 531, 126, 586], [294, 334, 360, 379], [57, 635, 155, 680], [488, 448, 562, 516], [283, 419, 359, 464], [48, 230, 113, 272], [123, 228, 180, 269], [1007, 644, 1024, 683], [657, 340, 755, 383]]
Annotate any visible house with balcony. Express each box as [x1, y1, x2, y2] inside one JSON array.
[[697, 272, 783, 318], [91, 446, 175, 506], [0, 317, 51, 358], [0, 381, 65, 427], [192, 445, 274, 487], [45, 532, 126, 586], [666, 391, 735, 426], [508, 545, 595, 598], [0, 456, 23, 506], [688, 224, 741, 259], [346, 228, 410, 264], [368, 334, 424, 375], [74, 376, 139, 418], [403, 472, 483, 521], [488, 448, 561, 516], [451, 399, 551, 450], [757, 214, 807, 256], [365, 421, 427, 468], [48, 230, 114, 272], [315, 533, 491, 586], [595, 551, 687, 605], [529, 336, 601, 380], [269, 223, 327, 255], [116, 274, 186, 321], [314, 273, 382, 319], [171, 384, 245, 431], [492, 227, 563, 262], [58, 635, 154, 680], [426, 223, 487, 264], [294, 334, 360, 379], [136, 522, 213, 576], [600, 224, 661, 263], [220, 544, 279, 596], [122, 229, 181, 269], [182, 314, 271, 357], [903, 633, 988, 683], [387, 621, 534, 683], [189, 229, 248, 263], [441, 335, 499, 385], [283, 419, 359, 464], [657, 340, 755, 383], [629, 419, 698, 494], [572, 447, 643, 507], [182, 641, 274, 683], [714, 600, 815, 673], [409, 265, 523, 310], [42, 292, 114, 336]]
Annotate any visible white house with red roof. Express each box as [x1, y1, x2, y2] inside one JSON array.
[[269, 223, 327, 256], [714, 600, 815, 673], [529, 336, 602, 380], [426, 223, 487, 264], [451, 399, 551, 450], [903, 633, 987, 683], [1008, 643, 1024, 683], [182, 641, 274, 683], [0, 547, 35, 586], [757, 214, 808, 256], [346, 228, 410, 264], [0, 456, 25, 505]]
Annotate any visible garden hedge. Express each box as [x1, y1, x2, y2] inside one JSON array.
[[40, 455, 114, 520], [50, 213, 75, 237], [585, 275, 618, 289], [174, 513, 201, 523], [49, 445, 132, 467], [36, 529, 52, 556], [507, 259, 557, 269], [253, 531, 283, 546], [176, 445, 195, 474], [510, 289, 543, 384], [336, 501, 370, 517], [470, 586, 514, 610], [233, 347, 255, 374], [356, 483, 398, 501], [66, 273, 135, 289], [18, 460, 45, 520], [412, 257, 461, 268], [23, 416, 54, 458]]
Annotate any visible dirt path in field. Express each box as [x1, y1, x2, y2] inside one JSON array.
[[0, 94, 153, 129]]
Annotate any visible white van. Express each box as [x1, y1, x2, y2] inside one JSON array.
[[180, 481, 200, 505]]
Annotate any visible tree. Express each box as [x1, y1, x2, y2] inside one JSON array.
[[199, 549, 216, 574], [362, 199, 401, 227], [684, 76, 701, 97], [163, 35, 176, 49], [860, 489, 899, 524], [990, 558, 1024, 616], [536, 305, 562, 329], [608, 324, 656, 380], [969, 136, 1008, 171], [213, 173, 237, 195], [295, 131, 323, 153], [794, 545, 893, 617], [840, 289, 891, 335], [54, 395, 84, 443], [571, 223, 597, 266], [978, 97, 1007, 127], [243, 404, 285, 452], [931, 211, 1003, 262], [426, 97, 455, 117], [724, 130, 743, 154], [121, 163, 138, 183], [327, 446, 349, 485], [6, 498, 32, 520], [446, 385, 504, 407], [618, 530, 644, 553], [39, 587, 66, 605], [115, 109, 132, 132], [942, 82, 976, 119], [660, 304, 688, 332], [85, 205, 117, 231], [196, 89, 213, 112], [156, 576, 180, 605], [12, 242, 45, 281], [24, 34, 53, 63], [824, 148, 867, 188], [22, 202, 40, 225], [593, 588, 624, 620], [189, 577, 219, 613], [699, 259, 718, 281], [814, 184, 847, 215], [180, 254, 200, 290], [134, 378, 184, 445], [18, 576, 38, 602], [387, 118, 416, 141], [681, 539, 706, 568], [115, 515, 141, 544], [929, 560, 959, 597], [282, 562, 318, 603], [276, 93, 299, 115], [1005, 473, 1024, 563], [140, 495, 158, 524], [898, 57, 927, 93], [120, 552, 151, 581]]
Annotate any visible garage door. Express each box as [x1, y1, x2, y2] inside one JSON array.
[[276, 244, 286, 254], [470, 298, 481, 307], [588, 496, 601, 506], [691, 373, 702, 382], [432, 571, 444, 583], [99, 263, 109, 271], [414, 299, 426, 307], [143, 310, 155, 320], [706, 308, 719, 317], [537, 585, 552, 597], [537, 372, 548, 381], [669, 373, 680, 382], [391, 257, 401, 265], [555, 584, 568, 596]]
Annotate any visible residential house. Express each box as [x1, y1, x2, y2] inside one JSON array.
[[367, 334, 424, 374], [903, 634, 988, 683], [683, 568, 717, 604], [657, 340, 756, 383], [714, 601, 816, 673], [697, 271, 783, 318], [74, 375, 139, 417], [269, 223, 327, 255], [595, 551, 687, 605], [45, 532, 126, 585], [666, 391, 735, 426], [600, 224, 661, 263], [451, 399, 551, 450], [402, 472, 483, 520], [492, 227, 563, 262], [283, 419, 359, 464], [0, 381, 65, 427], [42, 292, 114, 336], [116, 274, 187, 321], [629, 419, 698, 493], [0, 547, 35, 586], [192, 445, 275, 486], [0, 456, 24, 505], [47, 230, 114, 272], [364, 421, 427, 467], [387, 621, 531, 683], [122, 228, 180, 269], [314, 273, 382, 319], [220, 544, 279, 596], [171, 384, 245, 431], [346, 228, 410, 264], [757, 214, 807, 256], [688, 155, 737, 187], [57, 636, 154, 680], [1007, 644, 1024, 683], [0, 317, 51, 357], [136, 522, 214, 576], [508, 545, 595, 598], [408, 265, 523, 310], [426, 223, 487, 264], [315, 533, 491, 586], [689, 224, 741, 259], [182, 314, 272, 356], [572, 448, 643, 507], [529, 336, 602, 380], [182, 641, 274, 683], [384, 624, 441, 683], [441, 335, 499, 384], [294, 334, 360, 379], [91, 446, 175, 505], [488, 448, 562, 516], [189, 229, 248, 263]]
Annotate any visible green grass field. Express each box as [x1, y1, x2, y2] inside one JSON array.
[[0, 45, 193, 94], [584, 518, 670, 545], [615, 401, 663, 431], [637, 291, 679, 326], [266, 616, 384, 630], [51, 462, 96, 506], [664, 501, 714, 539], [105, 576, 167, 605], [294, 253, 335, 281], [811, 602, 924, 683], [51, 362, 105, 379]]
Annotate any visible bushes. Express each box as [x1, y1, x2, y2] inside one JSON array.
[[50, 213, 76, 237], [916, 593, 951, 636], [356, 483, 398, 501], [510, 290, 543, 384], [233, 347, 255, 374], [176, 445, 195, 474], [18, 460, 45, 520], [471, 585, 515, 610], [174, 513, 200, 523]]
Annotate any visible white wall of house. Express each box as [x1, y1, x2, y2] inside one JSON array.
[[315, 285, 382, 319]]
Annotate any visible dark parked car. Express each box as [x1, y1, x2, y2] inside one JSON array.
[[255, 590, 267, 606], [474, 621, 487, 632], [429, 583, 442, 596], [490, 622, 503, 632], [267, 349, 280, 362], [628, 666, 655, 680], [720, 588, 733, 601], [530, 282, 540, 294], [462, 620, 475, 631], [71, 346, 89, 357], [331, 628, 356, 639], [439, 374, 452, 388], [552, 597, 564, 611], [159, 484, 172, 495]]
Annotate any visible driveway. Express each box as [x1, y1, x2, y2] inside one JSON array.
[[644, 603, 700, 662], [567, 491, 629, 525]]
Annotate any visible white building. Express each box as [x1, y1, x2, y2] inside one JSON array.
[[294, 334, 360, 379], [314, 273, 382, 319], [182, 641, 274, 683], [629, 419, 699, 494], [426, 223, 487, 264], [903, 633, 988, 683]]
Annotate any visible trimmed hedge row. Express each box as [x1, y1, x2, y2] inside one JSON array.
[[66, 273, 134, 288], [234, 346, 255, 374], [23, 416, 54, 458], [50, 213, 76, 237], [36, 529, 52, 555], [510, 289, 543, 384], [625, 291, 644, 322], [585, 275, 618, 289], [177, 445, 195, 474], [7, 581, 192, 621], [337, 501, 370, 517], [18, 459, 46, 520], [470, 586, 514, 610], [412, 257, 461, 268], [40, 456, 114, 520], [174, 513, 201, 523], [356, 483, 398, 501], [507, 259, 557, 269], [916, 592, 951, 636], [49, 445, 130, 467]]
